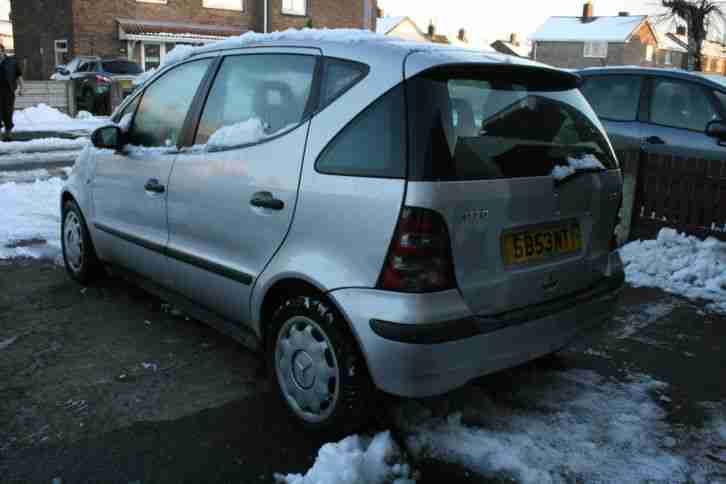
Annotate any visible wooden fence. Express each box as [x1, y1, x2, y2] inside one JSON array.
[[630, 151, 726, 241], [16, 81, 76, 116]]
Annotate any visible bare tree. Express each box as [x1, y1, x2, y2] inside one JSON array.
[[662, 0, 725, 71]]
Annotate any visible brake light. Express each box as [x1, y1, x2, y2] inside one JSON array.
[[609, 192, 623, 251], [379, 207, 456, 293], [95, 75, 111, 85]]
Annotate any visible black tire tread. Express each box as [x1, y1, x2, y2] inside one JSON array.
[[62, 200, 102, 284]]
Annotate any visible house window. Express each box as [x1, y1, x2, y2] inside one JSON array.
[[203, 0, 243, 10], [583, 42, 608, 59], [54, 39, 68, 66], [664, 51, 673, 65], [646, 45, 654, 62], [282, 0, 306, 16]]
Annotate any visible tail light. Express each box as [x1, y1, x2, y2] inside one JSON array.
[[95, 75, 112, 85], [609, 192, 623, 251], [378, 206, 456, 293]]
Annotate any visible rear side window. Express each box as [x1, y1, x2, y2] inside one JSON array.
[[102, 60, 143, 75], [195, 54, 316, 145], [649, 79, 719, 132], [407, 70, 617, 181], [320, 58, 368, 107], [580, 75, 642, 121], [316, 85, 406, 178]]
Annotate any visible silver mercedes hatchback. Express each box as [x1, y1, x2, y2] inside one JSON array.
[[60, 35, 624, 432]]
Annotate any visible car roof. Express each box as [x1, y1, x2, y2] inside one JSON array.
[[184, 31, 553, 74], [577, 66, 726, 91]]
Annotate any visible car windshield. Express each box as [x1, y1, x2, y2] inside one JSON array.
[[102, 61, 143, 75], [407, 70, 617, 181]]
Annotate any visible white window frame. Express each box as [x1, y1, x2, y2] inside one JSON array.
[[664, 50, 673, 65], [203, 0, 243, 11], [583, 41, 608, 59], [282, 0, 307, 16], [646, 45, 655, 62], [54, 39, 68, 66]]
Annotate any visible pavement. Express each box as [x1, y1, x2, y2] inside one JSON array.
[[0, 131, 88, 173], [1, 258, 725, 484]]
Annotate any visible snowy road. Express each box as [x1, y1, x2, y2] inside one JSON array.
[[1, 174, 725, 483]]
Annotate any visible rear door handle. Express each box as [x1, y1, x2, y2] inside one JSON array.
[[643, 136, 666, 145], [144, 178, 165, 193], [250, 191, 284, 210]]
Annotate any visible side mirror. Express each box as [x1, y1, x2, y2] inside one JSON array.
[[60, 68, 70, 76], [91, 126, 124, 151], [706, 120, 726, 142]]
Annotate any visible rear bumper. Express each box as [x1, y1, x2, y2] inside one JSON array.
[[329, 272, 624, 398]]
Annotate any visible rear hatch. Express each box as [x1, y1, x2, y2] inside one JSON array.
[[404, 63, 622, 316], [101, 60, 143, 94]]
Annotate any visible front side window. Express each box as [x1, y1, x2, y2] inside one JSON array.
[[195, 54, 316, 146], [130, 59, 212, 147], [584, 42, 608, 59], [580, 75, 642, 122], [282, 0, 306, 15], [407, 70, 616, 181], [649, 79, 719, 132], [316, 85, 406, 178]]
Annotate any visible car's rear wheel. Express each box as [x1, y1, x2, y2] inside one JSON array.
[[267, 295, 374, 435], [62, 200, 102, 284]]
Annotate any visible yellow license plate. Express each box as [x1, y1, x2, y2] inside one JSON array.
[[119, 80, 132, 89], [503, 224, 583, 265]]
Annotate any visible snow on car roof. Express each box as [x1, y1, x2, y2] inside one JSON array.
[[531, 15, 648, 43]]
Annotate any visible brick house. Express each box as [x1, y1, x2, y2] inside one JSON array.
[[531, 2, 659, 69], [11, 0, 378, 80], [375, 15, 427, 42]]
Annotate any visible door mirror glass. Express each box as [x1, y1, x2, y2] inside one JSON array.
[[706, 120, 726, 141], [60, 68, 70, 76], [92, 126, 123, 150]]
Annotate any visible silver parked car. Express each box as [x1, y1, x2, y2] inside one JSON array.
[[60, 37, 625, 432]]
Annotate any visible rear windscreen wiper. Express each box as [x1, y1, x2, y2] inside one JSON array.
[[553, 167, 605, 187]]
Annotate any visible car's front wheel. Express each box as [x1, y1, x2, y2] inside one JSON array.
[[62, 200, 102, 284], [267, 296, 374, 434]]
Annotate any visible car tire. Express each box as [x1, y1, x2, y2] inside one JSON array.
[[61, 200, 102, 284], [267, 295, 375, 436]]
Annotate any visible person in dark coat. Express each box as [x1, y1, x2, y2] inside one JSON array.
[[0, 44, 24, 141]]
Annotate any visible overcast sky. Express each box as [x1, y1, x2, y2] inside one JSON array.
[[0, 0, 8, 21], [378, 0, 666, 46]]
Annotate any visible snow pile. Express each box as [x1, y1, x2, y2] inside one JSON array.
[[206, 118, 267, 151], [0, 177, 64, 259], [551, 154, 606, 181], [75, 110, 94, 120], [275, 431, 417, 484], [0, 137, 88, 155], [118, 113, 134, 132], [620, 228, 726, 313], [396, 370, 688, 483], [12, 104, 107, 134]]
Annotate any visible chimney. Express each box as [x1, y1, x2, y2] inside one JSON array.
[[510, 32, 519, 46], [582, 1, 594, 19], [458, 28, 467, 43], [428, 22, 435, 37], [618, 11, 629, 16], [376, 7, 384, 18], [676, 25, 687, 36]]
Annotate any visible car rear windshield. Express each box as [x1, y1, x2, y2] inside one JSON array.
[[407, 67, 617, 181], [102, 61, 143, 75]]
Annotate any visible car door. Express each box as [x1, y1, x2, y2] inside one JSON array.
[[640, 76, 726, 162], [165, 49, 319, 324], [90, 58, 214, 285]]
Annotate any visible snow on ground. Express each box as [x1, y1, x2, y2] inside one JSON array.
[[12, 104, 108, 134], [620, 228, 726, 313], [0, 176, 63, 259], [0, 137, 88, 155], [394, 370, 692, 483], [274, 431, 417, 484]]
